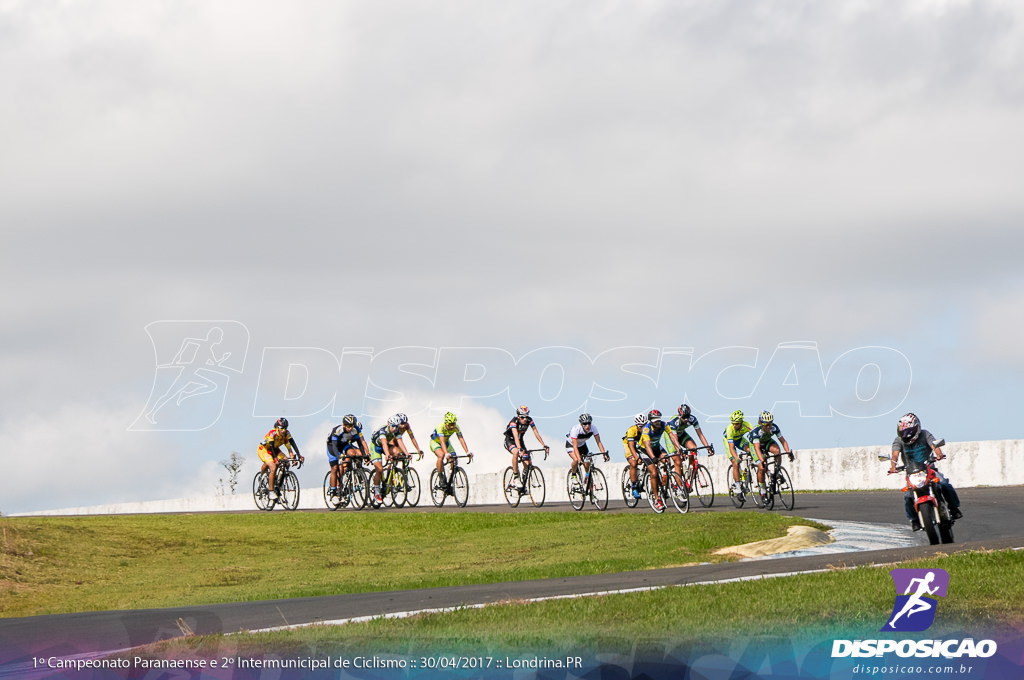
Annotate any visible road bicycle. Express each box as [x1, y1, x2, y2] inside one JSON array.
[[323, 453, 371, 511], [378, 452, 423, 508], [680, 445, 715, 507], [644, 452, 689, 514], [503, 448, 547, 508], [727, 451, 764, 509], [762, 451, 796, 511], [253, 457, 302, 511], [429, 452, 473, 507], [620, 460, 648, 508], [566, 450, 609, 511]]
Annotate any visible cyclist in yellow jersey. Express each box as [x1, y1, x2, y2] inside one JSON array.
[[623, 412, 663, 510], [257, 417, 304, 501], [723, 410, 754, 494], [430, 411, 473, 489]]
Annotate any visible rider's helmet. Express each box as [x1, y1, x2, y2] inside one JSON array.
[[443, 411, 458, 426], [395, 412, 409, 425], [678, 404, 691, 419], [515, 405, 530, 417], [275, 417, 289, 430], [387, 414, 403, 428], [342, 414, 357, 427], [730, 410, 744, 424], [647, 409, 663, 423], [634, 412, 649, 426], [579, 413, 593, 425], [759, 411, 774, 425], [897, 413, 921, 444]]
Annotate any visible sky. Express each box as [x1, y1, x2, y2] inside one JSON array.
[[2, 0, 1022, 514]]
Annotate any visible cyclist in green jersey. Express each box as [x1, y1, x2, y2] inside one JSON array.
[[430, 411, 473, 490], [723, 409, 754, 494], [665, 403, 713, 476]]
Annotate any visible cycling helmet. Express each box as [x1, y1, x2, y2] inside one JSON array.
[[443, 411, 458, 426], [395, 412, 409, 424], [678, 404, 691, 419], [730, 410, 744, 424], [759, 411, 774, 425], [275, 417, 289, 430], [634, 412, 649, 426], [897, 413, 921, 444], [387, 415, 402, 428], [342, 414, 357, 427], [579, 413, 593, 425], [516, 405, 530, 417], [648, 408, 663, 423]]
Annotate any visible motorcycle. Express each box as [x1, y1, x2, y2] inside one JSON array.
[[880, 438, 955, 545]]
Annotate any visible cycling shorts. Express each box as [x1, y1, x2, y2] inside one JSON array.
[[665, 432, 695, 453], [258, 445, 286, 466], [430, 438, 457, 454], [725, 439, 751, 461], [327, 442, 361, 465]]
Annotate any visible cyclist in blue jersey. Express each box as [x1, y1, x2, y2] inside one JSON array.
[[326, 414, 367, 502], [747, 411, 793, 496]]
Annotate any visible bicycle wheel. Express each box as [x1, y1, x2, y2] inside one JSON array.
[[388, 469, 407, 508], [346, 468, 367, 510], [452, 467, 469, 507], [281, 471, 300, 510], [645, 472, 665, 513], [567, 469, 585, 511], [668, 471, 689, 514], [405, 468, 421, 507], [693, 464, 715, 508], [429, 469, 447, 507], [253, 472, 270, 510], [727, 470, 745, 508], [590, 467, 609, 511], [323, 471, 343, 510], [503, 467, 521, 507], [527, 466, 545, 507], [748, 463, 766, 509], [763, 473, 776, 511], [621, 467, 640, 508], [776, 466, 795, 510]]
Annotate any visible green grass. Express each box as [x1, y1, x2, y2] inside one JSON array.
[[151, 548, 1024, 658], [0, 512, 826, 618]]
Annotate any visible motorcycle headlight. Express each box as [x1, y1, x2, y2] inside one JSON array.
[[908, 471, 928, 489]]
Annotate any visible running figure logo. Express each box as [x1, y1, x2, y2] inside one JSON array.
[[881, 568, 950, 632], [131, 321, 249, 431]]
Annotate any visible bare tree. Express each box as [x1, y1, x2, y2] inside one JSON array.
[[217, 452, 245, 495]]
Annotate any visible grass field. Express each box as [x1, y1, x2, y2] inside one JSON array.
[[0, 511, 826, 618], [147, 548, 1024, 659]]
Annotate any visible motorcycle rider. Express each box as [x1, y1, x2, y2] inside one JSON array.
[[887, 413, 963, 531]]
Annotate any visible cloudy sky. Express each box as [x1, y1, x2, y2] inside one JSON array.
[[3, 0, 1022, 513]]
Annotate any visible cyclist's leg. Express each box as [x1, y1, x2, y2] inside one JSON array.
[[258, 447, 277, 494], [504, 438, 521, 485], [430, 439, 446, 476], [566, 444, 582, 477]]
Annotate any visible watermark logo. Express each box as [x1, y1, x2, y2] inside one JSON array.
[[882, 568, 949, 633], [130, 321, 249, 431]]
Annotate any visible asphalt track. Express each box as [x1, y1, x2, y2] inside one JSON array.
[[2, 487, 1023, 671]]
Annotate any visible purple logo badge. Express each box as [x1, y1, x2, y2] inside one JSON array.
[[881, 568, 950, 632]]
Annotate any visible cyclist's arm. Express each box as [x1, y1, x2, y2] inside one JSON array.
[[531, 423, 548, 450], [512, 428, 524, 451], [668, 429, 682, 451], [286, 436, 303, 462], [593, 433, 608, 456], [777, 434, 791, 454], [695, 427, 710, 449], [394, 437, 410, 459], [457, 432, 469, 454]]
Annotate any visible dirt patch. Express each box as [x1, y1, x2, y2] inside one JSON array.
[[713, 525, 834, 559]]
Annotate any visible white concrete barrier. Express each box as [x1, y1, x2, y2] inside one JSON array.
[[12, 440, 1021, 517]]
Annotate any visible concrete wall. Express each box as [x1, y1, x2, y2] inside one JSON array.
[[12, 440, 1022, 516]]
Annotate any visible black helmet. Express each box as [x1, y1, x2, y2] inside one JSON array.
[[579, 413, 593, 425], [648, 409, 662, 423], [275, 417, 289, 430], [342, 414, 357, 427], [678, 404, 691, 419]]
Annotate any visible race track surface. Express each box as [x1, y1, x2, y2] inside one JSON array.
[[2, 486, 1022, 669]]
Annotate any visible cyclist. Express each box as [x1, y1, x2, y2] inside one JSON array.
[[503, 405, 550, 493], [887, 413, 963, 531], [430, 411, 472, 492], [666, 403, 713, 477], [257, 417, 304, 501], [326, 414, 367, 502], [723, 410, 754, 495], [748, 411, 793, 496], [565, 413, 609, 485], [369, 415, 414, 505], [390, 412, 423, 459], [623, 412, 663, 510]]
